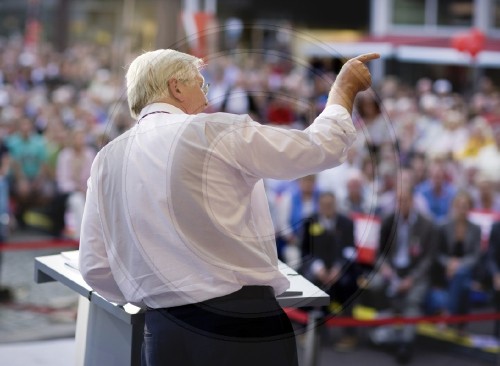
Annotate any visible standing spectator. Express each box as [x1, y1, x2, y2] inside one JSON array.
[[488, 221, 500, 338], [0, 138, 11, 302], [6, 117, 50, 227], [54, 128, 96, 238], [300, 192, 359, 351], [42, 119, 69, 231], [371, 187, 436, 364], [427, 190, 481, 335], [275, 175, 320, 265]]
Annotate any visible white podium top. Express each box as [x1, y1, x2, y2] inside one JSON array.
[[35, 251, 329, 322]]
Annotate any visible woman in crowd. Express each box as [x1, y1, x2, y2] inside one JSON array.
[[427, 190, 482, 335]]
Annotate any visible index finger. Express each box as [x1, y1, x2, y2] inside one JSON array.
[[353, 53, 380, 63]]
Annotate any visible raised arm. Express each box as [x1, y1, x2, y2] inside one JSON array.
[[327, 53, 380, 114], [218, 53, 381, 181]]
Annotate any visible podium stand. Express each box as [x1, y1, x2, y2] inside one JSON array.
[[35, 251, 329, 366]]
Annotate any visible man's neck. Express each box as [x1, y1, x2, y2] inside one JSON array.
[[156, 97, 187, 113]]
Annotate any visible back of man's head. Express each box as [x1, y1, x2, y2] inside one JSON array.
[[126, 49, 204, 119]]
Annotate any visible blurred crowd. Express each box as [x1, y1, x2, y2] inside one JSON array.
[[1, 35, 500, 363], [201, 47, 500, 363], [0, 36, 130, 239]]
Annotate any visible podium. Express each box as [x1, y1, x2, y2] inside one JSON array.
[[35, 251, 329, 366]]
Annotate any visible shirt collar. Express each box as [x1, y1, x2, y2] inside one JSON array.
[[137, 103, 185, 121]]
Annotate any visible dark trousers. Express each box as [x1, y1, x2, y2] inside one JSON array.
[[142, 286, 298, 366]]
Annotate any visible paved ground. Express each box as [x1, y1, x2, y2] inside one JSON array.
[[310, 328, 496, 366], [0, 338, 75, 366], [0, 229, 78, 345], [0, 228, 498, 365]]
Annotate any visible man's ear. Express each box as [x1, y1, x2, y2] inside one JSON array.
[[168, 79, 184, 102]]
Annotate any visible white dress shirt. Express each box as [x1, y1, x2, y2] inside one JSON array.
[[79, 102, 356, 308]]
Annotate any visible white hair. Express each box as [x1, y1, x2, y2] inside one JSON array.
[[125, 49, 204, 118]]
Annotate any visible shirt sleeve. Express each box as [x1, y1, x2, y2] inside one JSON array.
[[79, 154, 127, 304], [222, 105, 356, 181]]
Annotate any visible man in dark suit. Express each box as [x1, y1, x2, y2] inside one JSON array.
[[373, 187, 436, 364], [488, 221, 500, 337], [300, 191, 359, 350]]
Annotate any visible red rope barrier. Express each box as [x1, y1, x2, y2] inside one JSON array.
[[5, 303, 75, 315], [0, 240, 79, 252], [284, 307, 500, 327], [285, 307, 310, 324]]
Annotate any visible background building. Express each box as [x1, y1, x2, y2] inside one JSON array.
[[1, 0, 498, 93]]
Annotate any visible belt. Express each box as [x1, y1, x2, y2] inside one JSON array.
[[146, 285, 275, 312], [207, 285, 274, 302]]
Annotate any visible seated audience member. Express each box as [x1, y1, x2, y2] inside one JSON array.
[[371, 186, 436, 364], [476, 125, 500, 185], [427, 190, 481, 335], [265, 92, 295, 126], [414, 160, 456, 224], [6, 117, 50, 227], [488, 221, 500, 338], [300, 192, 360, 351], [54, 128, 96, 238], [455, 116, 494, 164], [408, 153, 427, 187], [428, 110, 468, 160], [377, 167, 422, 218], [361, 154, 389, 215], [337, 168, 371, 216], [470, 172, 500, 212], [316, 146, 360, 201], [356, 92, 392, 157]]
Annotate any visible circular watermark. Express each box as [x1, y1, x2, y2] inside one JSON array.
[[94, 22, 404, 342]]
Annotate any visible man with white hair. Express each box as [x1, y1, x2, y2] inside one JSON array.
[[79, 48, 379, 366]]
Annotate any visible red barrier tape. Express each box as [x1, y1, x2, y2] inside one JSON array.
[[5, 303, 75, 315], [285, 307, 310, 324], [0, 240, 79, 252], [284, 307, 500, 327]]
